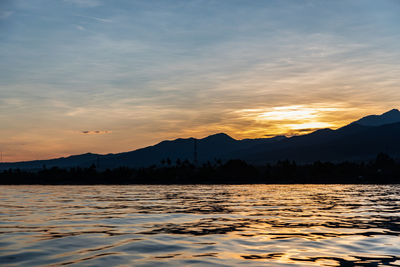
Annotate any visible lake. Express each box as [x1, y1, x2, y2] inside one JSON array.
[[1, 185, 400, 266]]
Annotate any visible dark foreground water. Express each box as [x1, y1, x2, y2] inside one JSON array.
[[1, 185, 400, 266]]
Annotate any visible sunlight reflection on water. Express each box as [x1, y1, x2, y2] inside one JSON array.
[[1, 185, 400, 266]]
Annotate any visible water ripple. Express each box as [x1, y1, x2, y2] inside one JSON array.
[[1, 185, 400, 266]]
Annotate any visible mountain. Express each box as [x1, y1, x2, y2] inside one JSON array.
[[352, 109, 400, 126], [235, 122, 400, 163], [0, 133, 285, 170], [1, 109, 399, 170], [0, 153, 101, 171], [87, 133, 288, 169]]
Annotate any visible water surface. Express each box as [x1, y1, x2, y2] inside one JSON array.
[[1, 185, 400, 266]]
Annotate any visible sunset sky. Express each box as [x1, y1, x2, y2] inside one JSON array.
[[1, 0, 400, 162]]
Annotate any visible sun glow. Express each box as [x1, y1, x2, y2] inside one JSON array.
[[257, 105, 318, 121], [235, 105, 346, 137]]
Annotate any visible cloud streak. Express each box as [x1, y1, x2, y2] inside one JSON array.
[[81, 130, 111, 135], [74, 14, 112, 23]]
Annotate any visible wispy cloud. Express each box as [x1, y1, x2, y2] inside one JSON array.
[[74, 14, 112, 23], [76, 25, 85, 31]]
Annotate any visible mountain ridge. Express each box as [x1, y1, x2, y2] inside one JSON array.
[[352, 108, 400, 126], [1, 109, 399, 170]]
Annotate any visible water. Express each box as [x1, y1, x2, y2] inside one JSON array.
[[1, 185, 400, 266]]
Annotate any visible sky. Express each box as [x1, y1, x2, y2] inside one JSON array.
[[1, 0, 400, 162]]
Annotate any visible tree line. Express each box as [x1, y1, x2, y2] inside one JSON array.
[[1, 153, 399, 184]]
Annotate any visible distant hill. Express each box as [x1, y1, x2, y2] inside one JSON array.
[[1, 109, 399, 170], [0, 153, 101, 171]]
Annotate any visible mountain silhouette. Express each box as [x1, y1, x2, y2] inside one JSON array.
[[352, 109, 400, 126], [235, 121, 400, 164], [1, 109, 399, 170], [95, 133, 286, 169]]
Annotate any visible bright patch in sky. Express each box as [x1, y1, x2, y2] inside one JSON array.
[[236, 105, 342, 136], [258, 106, 317, 121]]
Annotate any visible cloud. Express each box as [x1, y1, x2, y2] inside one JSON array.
[[81, 130, 111, 135], [74, 14, 112, 23]]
